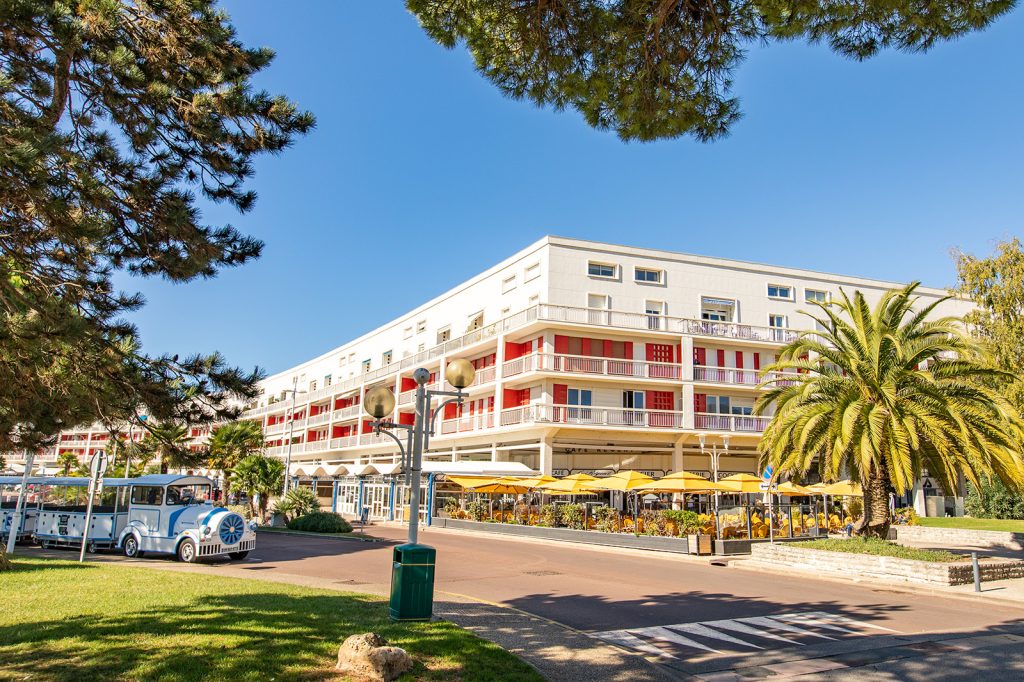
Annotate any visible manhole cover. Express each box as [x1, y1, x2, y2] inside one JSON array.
[[523, 570, 561, 576]]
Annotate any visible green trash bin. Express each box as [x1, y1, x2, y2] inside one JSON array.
[[389, 543, 436, 621]]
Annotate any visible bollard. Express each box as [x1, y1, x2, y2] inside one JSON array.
[[972, 552, 981, 593]]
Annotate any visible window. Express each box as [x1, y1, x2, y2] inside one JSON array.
[[707, 395, 730, 414], [361, 359, 371, 374], [645, 300, 664, 330], [622, 390, 645, 409], [635, 267, 663, 284], [566, 388, 592, 421], [805, 289, 828, 304], [528, 294, 539, 306], [436, 326, 451, 344], [130, 486, 163, 506], [324, 374, 332, 387], [588, 293, 610, 309], [501, 275, 517, 293], [467, 311, 484, 331], [416, 320, 427, 334], [500, 306, 511, 316], [382, 350, 393, 365], [417, 343, 425, 352], [701, 297, 735, 322], [769, 314, 787, 342], [403, 326, 413, 339], [767, 284, 793, 300], [166, 484, 211, 506], [348, 353, 355, 363], [588, 261, 616, 278], [524, 262, 540, 282], [309, 380, 317, 391]]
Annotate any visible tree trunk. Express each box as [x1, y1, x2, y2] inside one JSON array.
[[854, 461, 892, 539]]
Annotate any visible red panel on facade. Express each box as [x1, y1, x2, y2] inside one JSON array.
[[505, 340, 523, 361], [646, 343, 673, 363], [753, 353, 761, 371], [554, 335, 569, 353], [647, 390, 674, 410], [361, 420, 373, 434], [694, 393, 707, 413], [735, 351, 744, 369], [694, 347, 706, 366], [716, 349, 726, 368], [400, 377, 417, 391], [553, 383, 568, 405], [581, 338, 591, 356], [399, 412, 415, 426], [444, 402, 459, 419]]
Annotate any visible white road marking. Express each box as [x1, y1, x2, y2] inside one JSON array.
[[806, 611, 898, 632], [704, 618, 804, 645], [633, 626, 722, 653], [591, 629, 677, 658], [736, 616, 837, 640], [667, 623, 765, 649]]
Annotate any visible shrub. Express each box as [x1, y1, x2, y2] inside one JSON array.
[[893, 507, 920, 526], [441, 497, 460, 517], [846, 497, 864, 521], [966, 479, 1024, 520], [662, 510, 702, 536], [801, 537, 960, 562], [287, 511, 353, 533], [272, 486, 320, 521], [640, 510, 665, 536], [537, 504, 558, 527], [226, 504, 253, 521], [592, 505, 619, 532], [560, 504, 585, 530], [466, 500, 489, 522], [0, 544, 11, 572]]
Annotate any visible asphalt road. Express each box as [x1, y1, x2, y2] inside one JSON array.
[[241, 525, 1024, 678]]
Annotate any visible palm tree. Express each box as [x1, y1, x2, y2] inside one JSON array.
[[141, 422, 206, 474], [756, 283, 1024, 538], [57, 452, 79, 476], [231, 454, 285, 519], [208, 421, 264, 491]]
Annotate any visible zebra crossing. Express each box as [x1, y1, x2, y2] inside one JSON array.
[[587, 611, 896, 660]]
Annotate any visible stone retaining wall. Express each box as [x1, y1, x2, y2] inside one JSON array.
[[432, 517, 690, 553], [749, 543, 1024, 586], [893, 524, 1024, 550]]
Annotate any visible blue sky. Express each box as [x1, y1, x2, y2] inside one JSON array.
[[124, 2, 1023, 376]]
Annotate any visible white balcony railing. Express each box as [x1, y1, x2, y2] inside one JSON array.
[[306, 412, 332, 427], [499, 403, 685, 429], [693, 367, 802, 387], [264, 422, 287, 435], [330, 435, 359, 449], [398, 383, 439, 405], [502, 353, 681, 381], [694, 412, 770, 432], [439, 412, 496, 435]]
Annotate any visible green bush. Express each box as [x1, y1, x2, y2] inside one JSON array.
[[893, 506, 920, 526], [639, 509, 665, 536], [661, 509, 702, 536], [560, 504, 585, 530], [286, 511, 352, 533], [801, 537, 960, 562], [537, 504, 558, 527], [592, 505, 619, 532], [966, 479, 1024, 520], [272, 486, 320, 521], [465, 500, 489, 522], [441, 497, 460, 516]]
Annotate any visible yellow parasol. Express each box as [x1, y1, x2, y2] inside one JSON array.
[[820, 480, 863, 497], [776, 481, 814, 496], [468, 477, 532, 494], [718, 473, 766, 494], [516, 475, 558, 489], [538, 473, 600, 495], [446, 476, 499, 490], [585, 470, 655, 491], [634, 475, 730, 494], [663, 470, 716, 480]]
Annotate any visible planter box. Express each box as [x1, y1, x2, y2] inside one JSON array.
[[893, 524, 1024, 550], [432, 517, 690, 553], [714, 537, 816, 556], [749, 542, 1024, 586]]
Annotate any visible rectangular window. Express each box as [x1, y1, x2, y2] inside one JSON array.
[[500, 306, 511, 316], [310, 380, 317, 391], [528, 294, 539, 306], [324, 374, 332, 387], [588, 261, 616, 278], [705, 396, 717, 414], [382, 350, 392, 366], [769, 314, 787, 328], [588, 293, 610, 309], [767, 284, 793, 300], [501, 275, 517, 293], [361, 359, 371, 374], [701, 297, 735, 322], [635, 267, 663, 284], [130, 486, 163, 506], [566, 388, 592, 421], [622, 390, 645, 409], [805, 289, 828, 304], [467, 311, 484, 331], [524, 262, 540, 282], [437, 326, 451, 344], [645, 300, 664, 330], [417, 342, 425, 352], [416, 320, 427, 334], [403, 326, 413, 339]]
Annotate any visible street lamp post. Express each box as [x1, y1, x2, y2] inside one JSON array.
[[364, 358, 475, 619], [282, 376, 305, 495]]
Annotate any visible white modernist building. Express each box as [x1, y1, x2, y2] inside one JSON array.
[[242, 236, 972, 521]]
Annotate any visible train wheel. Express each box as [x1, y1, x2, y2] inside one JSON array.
[[177, 538, 197, 563], [123, 535, 143, 558], [228, 551, 250, 561]]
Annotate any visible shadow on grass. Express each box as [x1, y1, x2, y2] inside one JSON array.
[[0, 561, 539, 682]]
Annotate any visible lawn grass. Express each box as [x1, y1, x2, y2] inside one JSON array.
[[917, 517, 1024, 533], [799, 537, 961, 562], [0, 556, 541, 682]]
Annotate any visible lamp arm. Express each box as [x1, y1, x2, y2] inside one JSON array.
[[423, 389, 467, 451]]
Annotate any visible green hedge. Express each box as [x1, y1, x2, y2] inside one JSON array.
[[799, 537, 960, 562], [966, 479, 1024, 520], [286, 511, 353, 534]]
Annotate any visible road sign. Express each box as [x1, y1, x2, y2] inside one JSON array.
[[89, 450, 108, 479], [760, 465, 774, 491]]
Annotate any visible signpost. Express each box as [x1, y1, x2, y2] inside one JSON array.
[[78, 450, 108, 562], [5, 449, 34, 554]]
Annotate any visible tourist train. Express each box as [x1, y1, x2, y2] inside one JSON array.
[[0, 473, 255, 562]]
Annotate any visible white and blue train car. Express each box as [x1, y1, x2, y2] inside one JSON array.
[[6, 474, 256, 562], [1, 476, 41, 542]]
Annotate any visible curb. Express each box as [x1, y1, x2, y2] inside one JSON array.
[[256, 528, 384, 543]]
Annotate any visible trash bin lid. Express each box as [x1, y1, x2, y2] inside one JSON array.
[[394, 542, 436, 563]]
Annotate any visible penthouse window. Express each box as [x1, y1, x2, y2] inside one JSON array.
[[805, 288, 828, 304], [524, 262, 540, 282], [382, 350, 393, 366], [634, 267, 663, 284], [416, 320, 427, 334], [588, 261, 616, 279], [701, 297, 735, 322], [361, 359, 371, 374], [437, 326, 451, 344], [501, 275, 517, 294], [767, 284, 794, 300]]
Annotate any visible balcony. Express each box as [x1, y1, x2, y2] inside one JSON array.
[[330, 435, 359, 449], [439, 412, 496, 435], [500, 403, 685, 429], [306, 412, 332, 427], [694, 412, 770, 432], [693, 367, 801, 387], [264, 422, 288, 435], [398, 383, 439, 406], [503, 352, 682, 381]]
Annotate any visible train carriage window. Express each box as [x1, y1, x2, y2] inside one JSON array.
[[130, 486, 163, 506], [166, 484, 211, 505]]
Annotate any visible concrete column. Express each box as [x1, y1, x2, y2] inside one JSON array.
[[672, 437, 685, 473], [679, 337, 694, 380], [682, 383, 695, 429], [539, 434, 553, 476]]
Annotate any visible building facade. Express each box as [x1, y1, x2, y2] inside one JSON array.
[[242, 236, 972, 517]]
